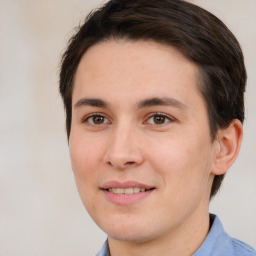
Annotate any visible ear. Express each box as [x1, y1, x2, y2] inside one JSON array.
[[211, 119, 243, 175]]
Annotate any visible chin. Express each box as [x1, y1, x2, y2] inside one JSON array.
[[107, 228, 155, 243], [97, 217, 159, 243]]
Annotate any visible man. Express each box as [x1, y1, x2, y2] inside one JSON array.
[[59, 0, 256, 255]]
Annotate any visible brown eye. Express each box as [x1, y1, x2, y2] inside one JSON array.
[[93, 116, 105, 124], [147, 113, 173, 125], [153, 116, 166, 124], [85, 115, 109, 125]]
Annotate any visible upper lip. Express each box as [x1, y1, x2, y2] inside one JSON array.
[[101, 181, 155, 190]]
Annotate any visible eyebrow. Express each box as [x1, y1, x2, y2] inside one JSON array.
[[74, 97, 187, 110], [74, 98, 108, 108], [136, 97, 187, 109]]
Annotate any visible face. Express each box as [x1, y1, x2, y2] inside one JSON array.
[[69, 40, 218, 243]]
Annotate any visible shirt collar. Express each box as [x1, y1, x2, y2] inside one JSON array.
[[95, 240, 110, 256], [193, 214, 226, 255]]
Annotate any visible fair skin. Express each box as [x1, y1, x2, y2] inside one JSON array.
[[69, 40, 242, 256]]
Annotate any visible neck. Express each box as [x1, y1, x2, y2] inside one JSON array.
[[108, 210, 210, 256]]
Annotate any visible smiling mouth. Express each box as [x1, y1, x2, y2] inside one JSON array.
[[101, 182, 155, 204], [107, 187, 154, 194]]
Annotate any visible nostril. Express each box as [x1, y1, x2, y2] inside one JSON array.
[[125, 161, 135, 166]]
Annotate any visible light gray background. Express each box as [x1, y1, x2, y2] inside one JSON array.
[[0, 0, 255, 255]]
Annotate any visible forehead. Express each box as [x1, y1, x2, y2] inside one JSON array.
[[73, 39, 203, 108]]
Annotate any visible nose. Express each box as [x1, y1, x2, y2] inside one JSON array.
[[103, 125, 144, 170]]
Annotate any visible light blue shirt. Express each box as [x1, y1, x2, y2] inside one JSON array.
[[96, 214, 256, 256]]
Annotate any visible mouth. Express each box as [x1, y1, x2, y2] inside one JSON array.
[[100, 181, 155, 204], [106, 187, 154, 194]]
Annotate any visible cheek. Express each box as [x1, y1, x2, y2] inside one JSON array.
[[69, 133, 103, 189], [149, 134, 214, 191], [69, 135, 104, 213]]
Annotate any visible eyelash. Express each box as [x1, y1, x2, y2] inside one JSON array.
[[82, 112, 174, 126], [82, 113, 110, 125], [145, 112, 174, 125]]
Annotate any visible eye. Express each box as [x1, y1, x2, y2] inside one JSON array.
[[83, 114, 110, 125], [146, 113, 173, 125]]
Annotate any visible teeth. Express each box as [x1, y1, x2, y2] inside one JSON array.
[[133, 187, 140, 193], [125, 188, 133, 194], [108, 187, 147, 194], [109, 188, 124, 194]]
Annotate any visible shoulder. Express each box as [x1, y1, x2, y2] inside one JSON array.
[[229, 237, 256, 256], [194, 214, 256, 256]]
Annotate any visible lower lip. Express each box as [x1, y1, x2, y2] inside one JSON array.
[[102, 189, 154, 205]]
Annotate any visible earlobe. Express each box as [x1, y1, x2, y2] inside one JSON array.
[[211, 119, 243, 175]]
